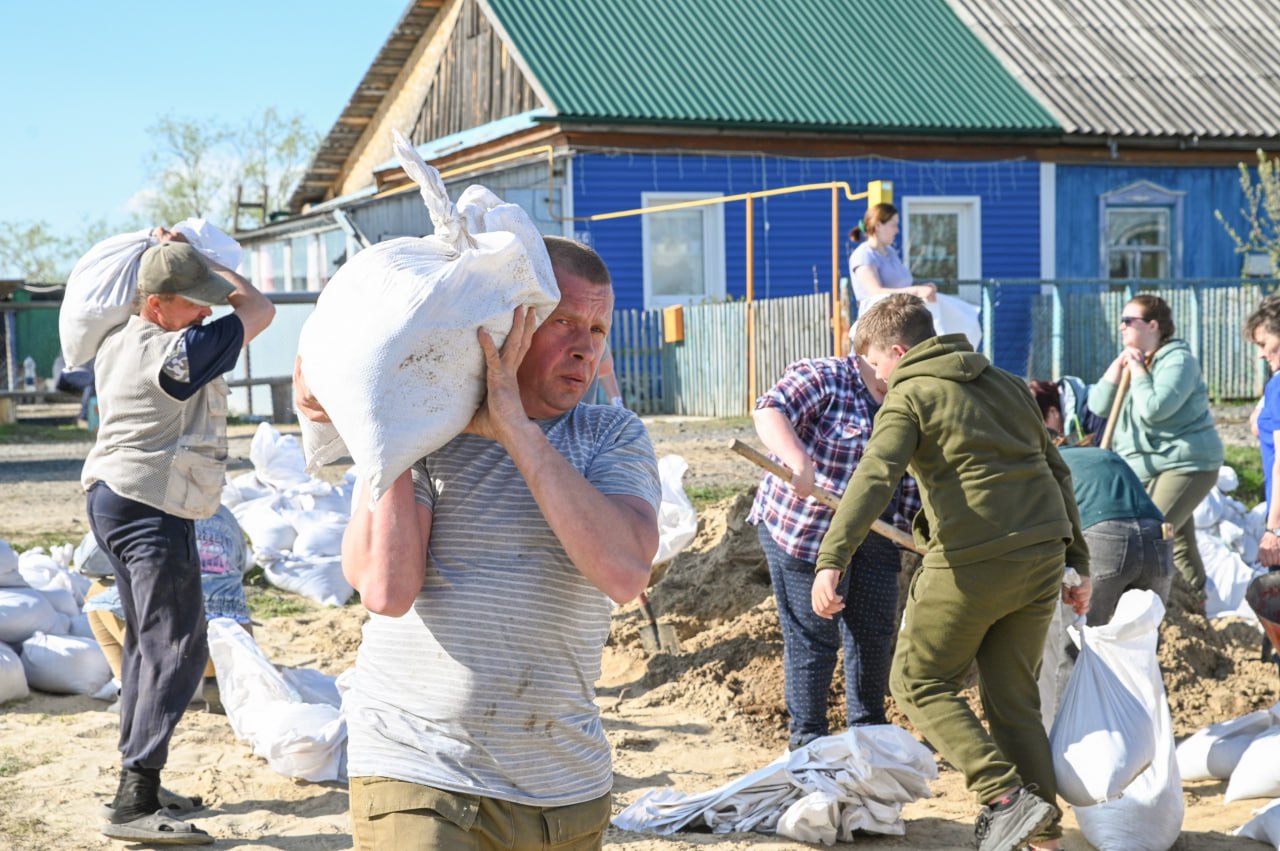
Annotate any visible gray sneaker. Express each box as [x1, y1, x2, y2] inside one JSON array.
[[974, 785, 1057, 851]]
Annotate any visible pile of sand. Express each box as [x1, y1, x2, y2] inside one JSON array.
[[611, 489, 1279, 746]]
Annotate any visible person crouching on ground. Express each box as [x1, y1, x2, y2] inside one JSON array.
[[813, 293, 1090, 851]]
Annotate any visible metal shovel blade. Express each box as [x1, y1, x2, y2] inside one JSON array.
[[638, 592, 680, 655]]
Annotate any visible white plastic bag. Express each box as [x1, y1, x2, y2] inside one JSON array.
[[296, 129, 560, 507], [1177, 708, 1277, 781], [653, 455, 698, 567], [1050, 614, 1155, 806], [0, 642, 29, 704], [20, 631, 112, 695], [1072, 591, 1183, 851]]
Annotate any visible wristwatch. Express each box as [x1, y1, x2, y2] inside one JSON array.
[[1268, 528, 1280, 537]]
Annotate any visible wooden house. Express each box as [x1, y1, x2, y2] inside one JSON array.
[[235, 0, 1280, 376]]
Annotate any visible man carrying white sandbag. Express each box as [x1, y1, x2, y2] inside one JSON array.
[[296, 236, 660, 851], [81, 230, 274, 846]]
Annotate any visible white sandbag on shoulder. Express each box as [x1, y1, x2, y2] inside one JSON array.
[[1178, 708, 1277, 781], [172, 217, 243, 272], [59, 228, 154, 367], [295, 129, 560, 507], [0, 642, 29, 704], [59, 220, 242, 367], [1227, 727, 1280, 802], [20, 631, 112, 695], [0, 588, 59, 644], [1073, 591, 1183, 851]]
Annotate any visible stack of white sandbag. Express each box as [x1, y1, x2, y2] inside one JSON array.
[[58, 218, 241, 368], [1174, 702, 1280, 842], [1193, 465, 1268, 621], [612, 726, 936, 842], [0, 539, 112, 702], [295, 129, 561, 508], [222, 422, 358, 606], [206, 617, 347, 782]]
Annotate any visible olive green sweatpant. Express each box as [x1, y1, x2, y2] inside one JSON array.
[[889, 550, 1062, 835], [1144, 468, 1219, 599]]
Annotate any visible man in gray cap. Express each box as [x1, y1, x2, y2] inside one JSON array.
[[81, 228, 274, 845]]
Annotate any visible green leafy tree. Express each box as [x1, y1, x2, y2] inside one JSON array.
[[0, 218, 112, 282], [1215, 149, 1280, 275], [136, 108, 318, 231]]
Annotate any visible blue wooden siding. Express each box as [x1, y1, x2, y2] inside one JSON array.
[[1055, 164, 1251, 279], [570, 152, 1041, 371]]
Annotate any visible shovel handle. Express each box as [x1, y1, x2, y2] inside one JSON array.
[[1098, 367, 1130, 451], [728, 439, 922, 554]]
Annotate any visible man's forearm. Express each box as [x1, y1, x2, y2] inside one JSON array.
[[341, 470, 429, 616], [501, 420, 658, 603]]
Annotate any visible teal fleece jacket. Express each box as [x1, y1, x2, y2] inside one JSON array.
[[816, 334, 1089, 574], [1086, 338, 1223, 481]]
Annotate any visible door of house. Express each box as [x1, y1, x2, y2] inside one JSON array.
[[901, 196, 982, 302]]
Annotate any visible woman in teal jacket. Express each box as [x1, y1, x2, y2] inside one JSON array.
[[1088, 294, 1223, 607]]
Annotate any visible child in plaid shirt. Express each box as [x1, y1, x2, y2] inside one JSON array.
[[747, 352, 920, 748]]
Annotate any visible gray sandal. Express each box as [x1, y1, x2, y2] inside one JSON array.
[[99, 788, 204, 821], [101, 810, 213, 845]]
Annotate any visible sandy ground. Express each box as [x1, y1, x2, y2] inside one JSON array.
[[0, 412, 1275, 849]]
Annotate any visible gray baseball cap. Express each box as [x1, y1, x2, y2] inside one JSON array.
[[138, 242, 236, 307]]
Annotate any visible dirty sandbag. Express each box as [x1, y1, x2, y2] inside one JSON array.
[[295, 129, 560, 508]]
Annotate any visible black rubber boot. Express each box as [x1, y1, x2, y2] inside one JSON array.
[[110, 767, 162, 824]]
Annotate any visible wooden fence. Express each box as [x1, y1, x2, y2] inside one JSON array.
[[612, 280, 1280, 417]]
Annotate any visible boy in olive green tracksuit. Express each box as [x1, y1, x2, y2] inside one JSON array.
[[814, 294, 1091, 851]]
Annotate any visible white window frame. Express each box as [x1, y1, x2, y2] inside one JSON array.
[[901, 195, 982, 303], [641, 191, 725, 309]]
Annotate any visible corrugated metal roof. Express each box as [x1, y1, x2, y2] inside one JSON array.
[[946, 0, 1280, 140], [481, 0, 1058, 134]]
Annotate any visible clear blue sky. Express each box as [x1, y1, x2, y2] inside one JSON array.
[[0, 0, 410, 236]]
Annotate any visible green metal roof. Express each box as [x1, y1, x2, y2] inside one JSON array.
[[483, 0, 1059, 135]]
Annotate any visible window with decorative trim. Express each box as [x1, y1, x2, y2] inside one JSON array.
[[1099, 181, 1184, 279]]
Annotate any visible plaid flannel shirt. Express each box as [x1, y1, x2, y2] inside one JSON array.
[[747, 356, 921, 563]]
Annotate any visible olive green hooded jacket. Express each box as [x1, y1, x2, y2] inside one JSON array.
[[816, 334, 1089, 575]]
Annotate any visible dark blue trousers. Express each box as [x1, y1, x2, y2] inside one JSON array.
[[758, 524, 900, 747], [87, 483, 207, 771]]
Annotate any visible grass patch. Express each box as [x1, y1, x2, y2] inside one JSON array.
[[0, 749, 49, 778], [8, 533, 78, 553], [245, 584, 315, 620], [1224, 444, 1265, 508], [686, 483, 751, 512], [0, 422, 89, 444]]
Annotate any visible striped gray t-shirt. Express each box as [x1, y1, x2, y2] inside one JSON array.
[[344, 404, 660, 806]]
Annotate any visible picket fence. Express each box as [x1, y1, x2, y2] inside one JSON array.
[[614, 279, 1280, 417]]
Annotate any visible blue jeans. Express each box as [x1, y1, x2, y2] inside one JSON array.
[[757, 524, 900, 747], [1083, 517, 1173, 626], [87, 483, 208, 771]]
